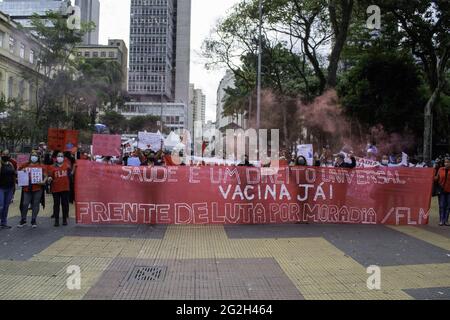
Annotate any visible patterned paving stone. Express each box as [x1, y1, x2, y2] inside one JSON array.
[[224, 224, 450, 267], [84, 257, 304, 300], [403, 287, 450, 300]]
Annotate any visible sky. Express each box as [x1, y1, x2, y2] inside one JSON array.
[[97, 0, 240, 122]]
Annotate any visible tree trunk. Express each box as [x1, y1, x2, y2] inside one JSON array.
[[282, 104, 289, 149], [327, 0, 354, 88], [423, 88, 440, 162]]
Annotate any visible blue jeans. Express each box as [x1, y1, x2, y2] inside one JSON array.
[[438, 192, 450, 224], [0, 187, 15, 226]]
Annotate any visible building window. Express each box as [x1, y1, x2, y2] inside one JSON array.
[[84, 52, 90, 57], [29, 49, 34, 63], [93, 51, 98, 57], [20, 43, 25, 58], [101, 51, 106, 57], [0, 32, 4, 48], [109, 52, 115, 58], [77, 52, 82, 56], [9, 37, 15, 54]]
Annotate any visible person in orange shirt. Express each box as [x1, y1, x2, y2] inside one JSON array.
[[18, 151, 48, 228], [434, 157, 450, 226], [48, 152, 71, 227]]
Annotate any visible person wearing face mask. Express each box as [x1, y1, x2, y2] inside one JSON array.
[[48, 152, 71, 226], [17, 151, 48, 228], [0, 150, 16, 229], [380, 155, 390, 167]]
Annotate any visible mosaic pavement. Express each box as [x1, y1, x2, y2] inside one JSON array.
[[0, 194, 449, 300]]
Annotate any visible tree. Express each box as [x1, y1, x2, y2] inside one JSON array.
[[100, 111, 127, 134], [26, 11, 94, 141], [377, 0, 450, 161], [127, 115, 163, 134], [0, 95, 35, 151], [337, 52, 427, 138]]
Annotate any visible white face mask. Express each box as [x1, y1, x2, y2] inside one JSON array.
[[30, 156, 38, 163], [382, 160, 389, 165], [57, 157, 64, 164]]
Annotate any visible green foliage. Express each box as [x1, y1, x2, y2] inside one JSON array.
[[337, 52, 427, 135], [0, 95, 36, 151]]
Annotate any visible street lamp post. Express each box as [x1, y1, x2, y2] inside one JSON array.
[[256, 0, 263, 159]]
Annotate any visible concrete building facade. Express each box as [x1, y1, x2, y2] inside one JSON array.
[[75, 0, 100, 45], [216, 70, 245, 131], [188, 83, 205, 132], [0, 11, 43, 108], [75, 39, 128, 91], [126, 0, 191, 130], [0, 0, 70, 27]]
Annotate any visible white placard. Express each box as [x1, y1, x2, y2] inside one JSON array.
[[17, 171, 29, 187], [30, 168, 43, 184], [297, 144, 314, 166], [138, 132, 163, 151]]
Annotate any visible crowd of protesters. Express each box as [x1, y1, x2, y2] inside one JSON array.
[[0, 140, 449, 229]]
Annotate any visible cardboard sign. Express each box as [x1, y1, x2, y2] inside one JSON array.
[[138, 132, 163, 151], [30, 168, 43, 184], [92, 134, 122, 157], [17, 171, 29, 187], [297, 144, 314, 166], [355, 157, 380, 168], [16, 154, 29, 166], [48, 129, 79, 151]]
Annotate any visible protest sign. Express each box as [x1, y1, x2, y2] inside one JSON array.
[[138, 132, 163, 151], [48, 129, 79, 151], [30, 168, 43, 184], [355, 157, 380, 168], [75, 162, 433, 226], [17, 171, 29, 187], [92, 134, 122, 157], [127, 157, 141, 167], [297, 144, 314, 166], [16, 154, 29, 166]]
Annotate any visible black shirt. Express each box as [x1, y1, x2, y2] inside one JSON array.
[[0, 162, 16, 189]]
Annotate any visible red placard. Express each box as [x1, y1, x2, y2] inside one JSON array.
[[75, 162, 434, 226], [47, 129, 79, 152], [92, 134, 122, 157], [16, 153, 30, 166]]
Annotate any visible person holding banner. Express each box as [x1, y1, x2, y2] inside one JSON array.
[[17, 151, 48, 228], [48, 152, 71, 226], [435, 157, 450, 226], [0, 150, 16, 229]]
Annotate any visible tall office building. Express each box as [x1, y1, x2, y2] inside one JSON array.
[[75, 0, 100, 45], [128, 0, 191, 106], [188, 83, 205, 131], [0, 0, 70, 27]]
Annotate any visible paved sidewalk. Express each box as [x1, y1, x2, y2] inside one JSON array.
[[0, 193, 449, 300]]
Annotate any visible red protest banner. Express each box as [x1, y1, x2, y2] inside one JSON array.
[[47, 129, 79, 151], [75, 161, 434, 226], [92, 134, 122, 156]]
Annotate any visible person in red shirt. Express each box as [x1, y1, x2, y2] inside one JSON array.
[[48, 152, 71, 226], [434, 157, 450, 226], [18, 151, 48, 228]]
